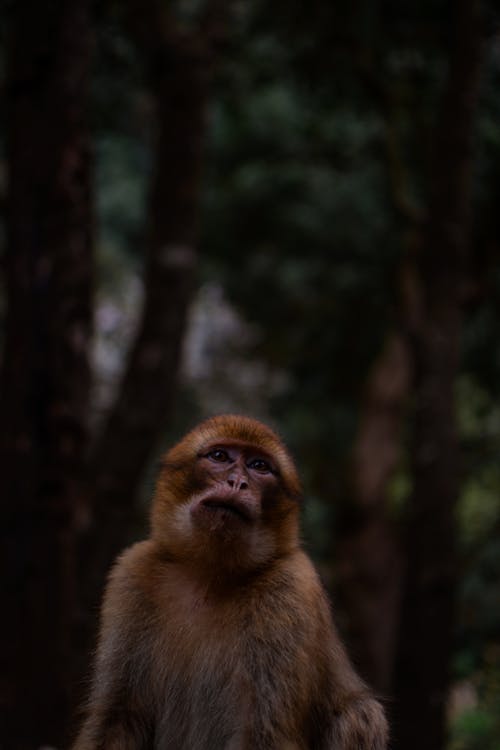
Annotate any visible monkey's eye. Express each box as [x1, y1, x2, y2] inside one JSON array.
[[248, 458, 273, 473], [206, 448, 230, 462]]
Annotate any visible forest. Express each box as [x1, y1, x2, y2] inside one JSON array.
[[0, 0, 499, 748]]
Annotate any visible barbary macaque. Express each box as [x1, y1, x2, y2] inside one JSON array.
[[72, 415, 388, 749]]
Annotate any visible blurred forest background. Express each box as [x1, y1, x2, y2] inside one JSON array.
[[0, 0, 499, 749]]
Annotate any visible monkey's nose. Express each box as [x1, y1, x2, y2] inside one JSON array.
[[227, 474, 248, 491]]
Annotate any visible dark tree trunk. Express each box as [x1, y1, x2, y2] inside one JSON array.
[[334, 333, 410, 693], [77, 1, 219, 667], [392, 2, 483, 748], [0, 1, 93, 748], [88, 9, 207, 535]]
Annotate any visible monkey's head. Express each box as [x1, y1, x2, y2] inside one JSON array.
[[151, 415, 302, 573]]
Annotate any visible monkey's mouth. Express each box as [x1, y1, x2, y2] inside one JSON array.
[[201, 498, 252, 522]]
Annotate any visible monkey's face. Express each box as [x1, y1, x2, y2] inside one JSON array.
[[190, 441, 282, 531], [152, 416, 302, 571]]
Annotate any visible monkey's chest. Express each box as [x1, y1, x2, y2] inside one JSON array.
[[153, 648, 241, 747], [150, 603, 310, 749]]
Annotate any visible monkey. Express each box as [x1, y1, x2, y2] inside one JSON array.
[[72, 414, 388, 749]]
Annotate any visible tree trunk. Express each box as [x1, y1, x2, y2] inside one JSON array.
[[334, 333, 410, 693], [392, 2, 483, 748], [88, 13, 206, 533], [0, 1, 93, 747], [77, 1, 218, 664]]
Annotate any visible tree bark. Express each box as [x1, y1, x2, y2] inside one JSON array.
[[392, 2, 484, 748], [0, 1, 93, 747], [77, 1, 219, 659], [88, 5, 207, 527], [334, 333, 410, 693]]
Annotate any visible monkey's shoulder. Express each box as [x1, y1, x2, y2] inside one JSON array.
[[107, 539, 156, 581], [269, 549, 328, 598], [249, 549, 332, 622], [100, 541, 164, 617]]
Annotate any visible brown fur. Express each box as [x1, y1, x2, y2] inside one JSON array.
[[72, 415, 388, 749]]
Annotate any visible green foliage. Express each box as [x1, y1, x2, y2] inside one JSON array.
[[449, 650, 500, 750], [450, 709, 498, 750], [203, 8, 403, 483], [452, 376, 500, 748], [96, 135, 149, 275]]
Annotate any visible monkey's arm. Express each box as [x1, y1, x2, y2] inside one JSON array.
[[235, 554, 388, 750], [71, 546, 155, 750], [319, 607, 388, 750], [322, 680, 388, 750]]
